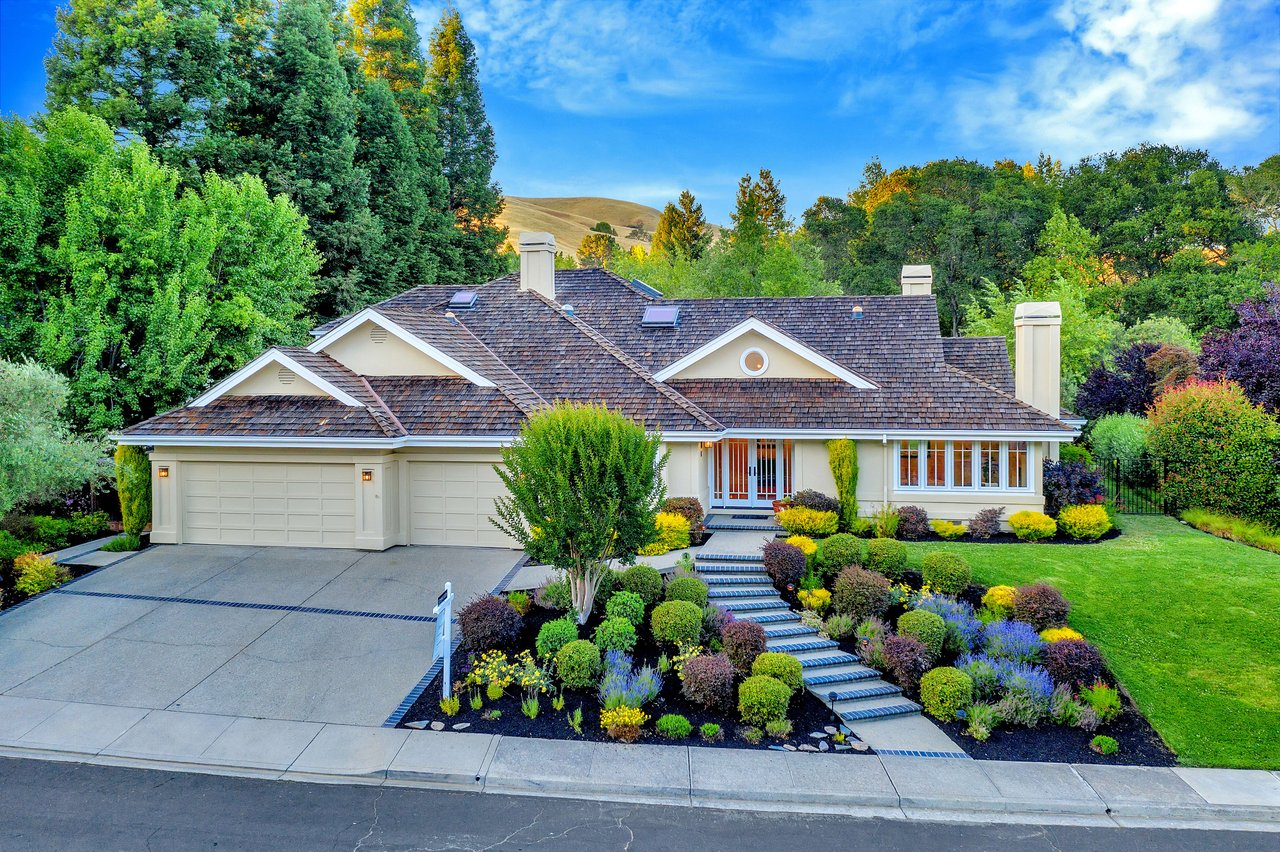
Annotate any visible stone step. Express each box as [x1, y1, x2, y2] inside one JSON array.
[[823, 681, 903, 704], [704, 521, 782, 531], [762, 624, 818, 638], [708, 587, 777, 599], [695, 553, 764, 564], [795, 652, 862, 670], [766, 638, 840, 654], [733, 611, 798, 623], [838, 700, 921, 723], [696, 563, 768, 574], [722, 600, 791, 613], [703, 574, 769, 585], [803, 665, 881, 687]]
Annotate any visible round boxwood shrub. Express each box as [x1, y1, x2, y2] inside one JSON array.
[[831, 566, 891, 621], [981, 584, 1017, 617], [593, 568, 620, 613], [650, 600, 703, 646], [535, 616, 578, 659], [1057, 504, 1113, 541], [665, 575, 709, 607], [1013, 583, 1071, 630], [763, 540, 807, 589], [738, 675, 792, 726], [604, 590, 646, 626], [750, 652, 803, 693], [920, 551, 972, 595], [1008, 510, 1057, 542], [1043, 638, 1105, 685], [865, 538, 908, 579], [919, 667, 973, 722], [459, 594, 523, 652], [593, 616, 638, 653], [898, 609, 945, 660], [896, 505, 931, 540], [619, 563, 663, 607], [681, 652, 735, 709], [555, 639, 601, 688], [817, 533, 863, 576], [882, 634, 931, 693], [656, 713, 693, 739], [721, 619, 767, 673]]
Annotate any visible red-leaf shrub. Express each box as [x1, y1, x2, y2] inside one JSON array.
[[968, 507, 1005, 539], [791, 489, 840, 513], [1146, 378, 1280, 527], [763, 540, 806, 589], [459, 595, 523, 651], [896, 505, 930, 540], [721, 619, 767, 673], [882, 634, 931, 695], [831, 566, 891, 621], [661, 497, 705, 529], [1199, 284, 1280, 413], [1075, 342, 1160, 419], [1042, 460, 1104, 516], [681, 653, 736, 710], [1012, 583, 1071, 631], [1044, 639, 1105, 686]]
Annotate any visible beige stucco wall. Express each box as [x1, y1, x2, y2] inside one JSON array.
[[321, 320, 461, 377], [232, 363, 329, 396], [669, 330, 836, 380], [662, 442, 710, 511]]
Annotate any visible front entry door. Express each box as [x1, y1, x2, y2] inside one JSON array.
[[712, 439, 792, 508]]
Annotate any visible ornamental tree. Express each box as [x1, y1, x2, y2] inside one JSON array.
[[1199, 284, 1280, 413], [1074, 342, 1159, 420], [491, 402, 667, 624]]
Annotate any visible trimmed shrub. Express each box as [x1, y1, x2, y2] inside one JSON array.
[[721, 620, 767, 673], [920, 552, 972, 595], [855, 616, 890, 669], [865, 538, 908, 579], [638, 511, 691, 556], [955, 653, 1001, 701], [619, 563, 663, 607], [114, 444, 152, 536], [605, 590, 646, 626], [882, 634, 930, 693], [665, 575, 709, 607], [1009, 510, 1057, 542], [816, 533, 863, 576], [969, 507, 1005, 540], [981, 585, 1016, 617], [593, 617, 638, 652], [681, 652, 735, 710], [777, 505, 839, 536], [763, 540, 807, 588], [738, 675, 792, 726], [1057, 504, 1113, 541], [831, 566, 891, 622], [983, 620, 1046, 663], [1040, 626, 1084, 643], [1044, 639, 1105, 685], [592, 568, 620, 614], [791, 489, 840, 513], [896, 505, 930, 540], [459, 595, 523, 652], [1059, 444, 1094, 466], [827, 438, 859, 532], [930, 519, 967, 540], [1092, 734, 1119, 755], [702, 604, 734, 644], [13, 552, 65, 596], [661, 497, 704, 530], [1042, 460, 1105, 517], [535, 617, 578, 658], [785, 535, 817, 561], [823, 613, 856, 639], [1013, 583, 1071, 630], [915, 595, 982, 655], [650, 600, 703, 646], [751, 652, 803, 692], [555, 640, 601, 688], [1090, 413, 1148, 471], [898, 610, 945, 660], [656, 713, 692, 739], [920, 667, 974, 722]]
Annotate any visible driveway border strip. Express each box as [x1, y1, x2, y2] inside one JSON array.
[[50, 588, 436, 623]]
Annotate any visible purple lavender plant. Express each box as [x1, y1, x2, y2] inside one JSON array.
[[915, 595, 982, 655], [982, 620, 1046, 663], [993, 659, 1054, 710], [598, 651, 660, 710]]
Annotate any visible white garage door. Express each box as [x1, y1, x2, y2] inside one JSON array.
[[182, 462, 357, 548], [408, 461, 516, 547]]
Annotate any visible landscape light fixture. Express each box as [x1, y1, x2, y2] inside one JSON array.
[[157, 467, 169, 478], [361, 469, 374, 482]]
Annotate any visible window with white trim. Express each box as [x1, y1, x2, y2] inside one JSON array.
[[896, 440, 1032, 492]]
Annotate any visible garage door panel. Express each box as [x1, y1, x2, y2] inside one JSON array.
[[182, 462, 356, 548], [408, 461, 516, 548]]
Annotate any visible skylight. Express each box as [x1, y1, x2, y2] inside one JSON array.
[[448, 290, 478, 310], [641, 305, 680, 328]]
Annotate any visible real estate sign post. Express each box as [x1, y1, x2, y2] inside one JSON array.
[[433, 583, 454, 699]]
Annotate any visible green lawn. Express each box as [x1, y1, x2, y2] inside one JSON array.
[[904, 514, 1280, 769]]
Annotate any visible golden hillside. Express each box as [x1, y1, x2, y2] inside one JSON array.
[[497, 196, 662, 255]]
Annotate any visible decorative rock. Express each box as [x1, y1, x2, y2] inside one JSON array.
[[818, 740, 830, 752], [834, 744, 852, 751], [851, 742, 870, 752], [783, 744, 797, 751], [768, 745, 787, 751], [429, 721, 445, 731], [839, 724, 852, 735], [808, 732, 827, 739], [798, 744, 819, 752], [405, 720, 429, 730], [824, 725, 838, 735], [451, 722, 471, 730]]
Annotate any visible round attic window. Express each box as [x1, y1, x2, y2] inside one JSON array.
[[740, 347, 768, 376]]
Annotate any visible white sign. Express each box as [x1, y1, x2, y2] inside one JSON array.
[[433, 582, 454, 699]]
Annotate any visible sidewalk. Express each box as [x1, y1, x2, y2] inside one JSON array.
[[1, 695, 1276, 831]]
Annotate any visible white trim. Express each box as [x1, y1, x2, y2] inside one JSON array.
[[739, 347, 769, 377], [115, 434, 516, 448], [308, 308, 495, 388], [651, 317, 878, 388], [658, 428, 1079, 442], [189, 350, 365, 408]]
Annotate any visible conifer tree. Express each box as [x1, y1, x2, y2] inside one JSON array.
[[652, 190, 709, 260], [426, 9, 507, 284]]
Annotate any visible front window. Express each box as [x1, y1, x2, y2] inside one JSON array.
[[899, 442, 920, 487], [952, 441, 973, 488], [926, 441, 947, 488], [895, 440, 1032, 491], [1008, 441, 1028, 489], [980, 442, 1001, 489]]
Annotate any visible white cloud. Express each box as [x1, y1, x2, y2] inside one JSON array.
[[954, 0, 1279, 156]]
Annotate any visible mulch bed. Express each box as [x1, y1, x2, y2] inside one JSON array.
[[893, 527, 1124, 546]]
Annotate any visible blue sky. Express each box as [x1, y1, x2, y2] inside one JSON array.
[[3, 0, 1277, 223]]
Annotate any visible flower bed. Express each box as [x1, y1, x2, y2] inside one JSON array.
[[0, 510, 114, 610]]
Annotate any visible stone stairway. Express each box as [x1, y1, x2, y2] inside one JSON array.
[[703, 511, 785, 533], [695, 548, 923, 726]]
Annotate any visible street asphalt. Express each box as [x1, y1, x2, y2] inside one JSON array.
[[0, 757, 1271, 851]]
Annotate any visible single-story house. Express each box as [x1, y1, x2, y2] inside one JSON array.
[[118, 232, 1079, 550]]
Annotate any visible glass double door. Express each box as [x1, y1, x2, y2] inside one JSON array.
[[712, 439, 793, 507]]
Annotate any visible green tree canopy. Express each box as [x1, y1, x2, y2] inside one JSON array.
[[577, 232, 618, 268], [652, 189, 710, 260]]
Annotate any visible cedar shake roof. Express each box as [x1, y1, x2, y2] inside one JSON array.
[[123, 268, 1075, 440]]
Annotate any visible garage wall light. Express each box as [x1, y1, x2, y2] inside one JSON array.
[[157, 467, 169, 478], [361, 469, 374, 482]]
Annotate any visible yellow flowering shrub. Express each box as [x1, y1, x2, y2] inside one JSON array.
[[777, 506, 838, 536], [982, 585, 1016, 616], [1057, 504, 1113, 541], [1040, 627, 1084, 643], [13, 552, 64, 596], [638, 511, 691, 556], [1009, 510, 1057, 542], [929, 519, 968, 540], [464, 650, 519, 690], [785, 535, 817, 557], [797, 587, 831, 614], [600, 706, 649, 742]]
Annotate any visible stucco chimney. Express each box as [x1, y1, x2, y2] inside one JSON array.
[[900, 264, 932, 296], [519, 232, 556, 301], [1014, 301, 1062, 419]]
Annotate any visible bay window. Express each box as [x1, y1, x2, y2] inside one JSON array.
[[896, 440, 1033, 491]]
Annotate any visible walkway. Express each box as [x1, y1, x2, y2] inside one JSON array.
[[697, 515, 966, 756]]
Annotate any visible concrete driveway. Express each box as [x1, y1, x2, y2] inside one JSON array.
[[0, 544, 520, 727]]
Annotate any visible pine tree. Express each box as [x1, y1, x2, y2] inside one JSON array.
[[754, 168, 791, 235], [426, 9, 507, 284], [652, 189, 709, 260]]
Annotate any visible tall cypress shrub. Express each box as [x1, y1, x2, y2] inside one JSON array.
[[114, 445, 152, 535], [828, 439, 859, 531]]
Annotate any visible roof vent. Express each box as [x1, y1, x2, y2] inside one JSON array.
[[369, 327, 389, 343], [563, 304, 576, 317], [630, 278, 664, 298], [448, 290, 478, 310], [641, 304, 680, 328], [851, 305, 864, 321], [277, 367, 296, 385], [444, 311, 459, 325]]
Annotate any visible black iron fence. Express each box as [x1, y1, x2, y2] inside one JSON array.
[[1094, 457, 1167, 515]]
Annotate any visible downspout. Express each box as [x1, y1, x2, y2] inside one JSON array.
[[881, 433, 889, 510]]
